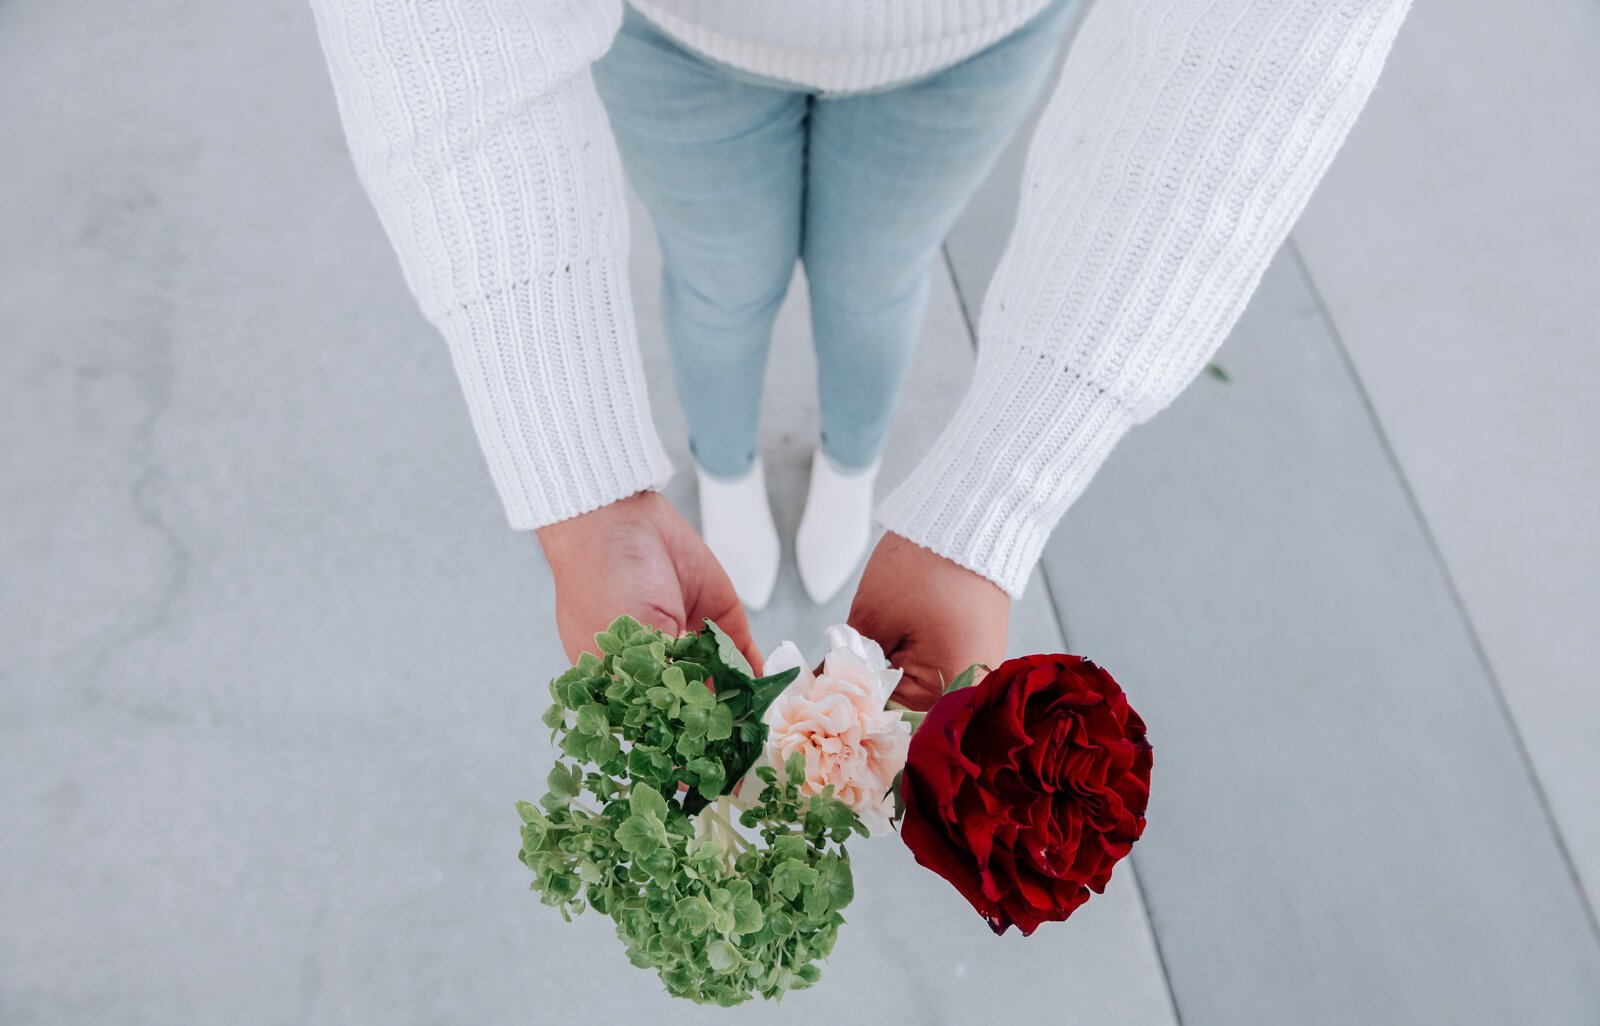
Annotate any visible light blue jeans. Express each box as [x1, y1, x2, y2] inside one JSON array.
[[593, 0, 1083, 478]]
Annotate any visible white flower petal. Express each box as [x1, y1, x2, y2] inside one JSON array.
[[823, 623, 887, 668], [760, 640, 813, 726], [764, 639, 809, 679], [821, 634, 902, 707]]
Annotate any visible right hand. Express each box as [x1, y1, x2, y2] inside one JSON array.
[[536, 491, 762, 674]]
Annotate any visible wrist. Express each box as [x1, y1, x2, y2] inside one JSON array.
[[536, 490, 661, 563], [879, 532, 1009, 603]]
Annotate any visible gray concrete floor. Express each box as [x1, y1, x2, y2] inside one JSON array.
[[3, 1, 1597, 1024]]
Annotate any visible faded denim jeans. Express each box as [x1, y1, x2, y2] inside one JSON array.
[[593, 0, 1083, 477]]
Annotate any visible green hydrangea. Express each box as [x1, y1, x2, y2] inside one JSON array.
[[517, 615, 868, 1006]]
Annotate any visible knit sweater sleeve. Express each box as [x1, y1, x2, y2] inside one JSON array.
[[877, 0, 1412, 598], [309, 0, 673, 528]]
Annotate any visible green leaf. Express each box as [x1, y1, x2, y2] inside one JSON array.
[[749, 666, 800, 720], [629, 783, 668, 823], [590, 731, 623, 769], [943, 661, 986, 696], [818, 853, 854, 910], [628, 744, 671, 783], [783, 751, 807, 790], [806, 794, 862, 834], [615, 814, 666, 857], [802, 880, 830, 917], [546, 763, 581, 799], [687, 757, 726, 799], [679, 706, 709, 740], [603, 676, 637, 703], [771, 859, 818, 900], [682, 678, 716, 709], [731, 890, 764, 934], [607, 613, 644, 639], [542, 870, 580, 903], [575, 703, 610, 736], [637, 847, 675, 881], [550, 674, 589, 710], [674, 893, 717, 935], [705, 703, 734, 742], [706, 938, 740, 973], [897, 708, 927, 732], [540, 702, 566, 729], [704, 618, 753, 678], [688, 840, 725, 872]]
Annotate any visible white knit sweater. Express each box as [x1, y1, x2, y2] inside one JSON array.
[[310, 0, 1410, 598]]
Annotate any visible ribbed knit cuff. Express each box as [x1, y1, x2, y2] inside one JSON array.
[[436, 256, 674, 529], [876, 348, 1133, 599]]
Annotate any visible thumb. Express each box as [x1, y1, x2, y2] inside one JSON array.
[[717, 601, 764, 678], [743, 639, 766, 678], [892, 668, 945, 713], [680, 546, 764, 678], [659, 506, 767, 676], [707, 589, 768, 675]]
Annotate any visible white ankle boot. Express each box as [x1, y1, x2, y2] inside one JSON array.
[[796, 448, 879, 605], [695, 458, 780, 611]]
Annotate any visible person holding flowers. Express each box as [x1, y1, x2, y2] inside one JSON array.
[[310, 0, 1410, 709]]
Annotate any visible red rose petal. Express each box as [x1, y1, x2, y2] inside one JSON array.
[[899, 654, 1152, 937]]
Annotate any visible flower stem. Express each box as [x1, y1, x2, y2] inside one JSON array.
[[696, 796, 752, 863]]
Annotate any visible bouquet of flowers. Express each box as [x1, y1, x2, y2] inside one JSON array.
[[517, 615, 1152, 1006]]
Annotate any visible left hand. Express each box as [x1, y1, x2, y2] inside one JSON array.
[[846, 531, 1010, 712], [536, 491, 762, 674]]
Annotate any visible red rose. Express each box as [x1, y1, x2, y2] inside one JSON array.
[[899, 654, 1152, 936]]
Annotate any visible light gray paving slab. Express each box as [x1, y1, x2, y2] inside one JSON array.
[[944, 117, 1031, 324], [1033, 253, 1600, 1025], [1294, 0, 1600, 920], [0, 1, 1177, 1024], [942, 38, 1054, 323]]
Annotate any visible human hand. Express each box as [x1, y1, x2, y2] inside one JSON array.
[[536, 491, 763, 674], [846, 531, 1010, 712]]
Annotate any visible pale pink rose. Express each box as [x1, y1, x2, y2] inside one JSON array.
[[749, 625, 910, 835]]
